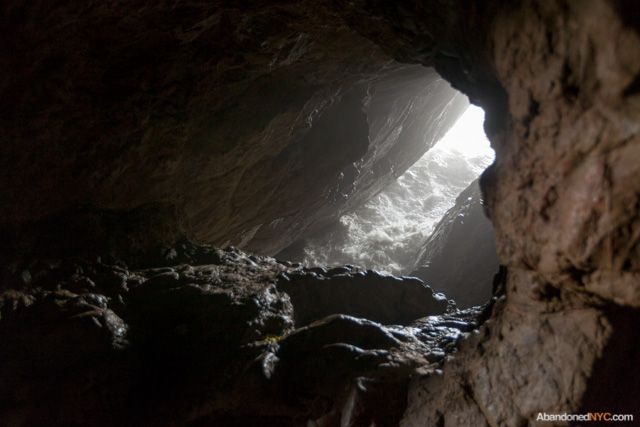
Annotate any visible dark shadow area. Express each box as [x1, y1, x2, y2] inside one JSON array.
[[411, 180, 499, 308], [578, 305, 640, 419]]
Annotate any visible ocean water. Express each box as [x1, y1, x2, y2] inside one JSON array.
[[299, 105, 495, 275]]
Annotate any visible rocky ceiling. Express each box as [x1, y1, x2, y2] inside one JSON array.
[[1, 0, 639, 426], [1, 0, 470, 260]]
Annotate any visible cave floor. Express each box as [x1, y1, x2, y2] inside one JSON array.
[[0, 242, 492, 426]]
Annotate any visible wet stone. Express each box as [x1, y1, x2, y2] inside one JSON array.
[[0, 244, 482, 426]]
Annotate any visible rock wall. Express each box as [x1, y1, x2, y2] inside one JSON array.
[[411, 180, 499, 308], [345, 0, 640, 425], [0, 1, 466, 257], [1, 0, 639, 426]]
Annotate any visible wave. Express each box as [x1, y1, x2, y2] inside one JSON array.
[[299, 106, 494, 275]]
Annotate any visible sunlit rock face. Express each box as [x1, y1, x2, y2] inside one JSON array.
[[411, 179, 498, 308], [344, 0, 640, 425], [277, 105, 494, 276], [0, 1, 466, 257], [245, 67, 468, 254]]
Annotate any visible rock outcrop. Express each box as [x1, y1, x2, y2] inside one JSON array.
[[411, 180, 499, 308], [0, 244, 480, 426], [278, 267, 447, 325]]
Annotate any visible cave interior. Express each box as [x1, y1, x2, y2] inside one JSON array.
[[1, 1, 639, 426]]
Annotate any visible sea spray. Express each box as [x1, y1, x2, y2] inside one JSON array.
[[299, 106, 494, 274]]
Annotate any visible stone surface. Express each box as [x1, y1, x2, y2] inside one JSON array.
[[411, 180, 499, 308], [0, 1, 467, 257], [277, 267, 448, 326], [342, 0, 640, 425], [486, 0, 640, 307], [0, 244, 481, 426], [1, 0, 639, 425]]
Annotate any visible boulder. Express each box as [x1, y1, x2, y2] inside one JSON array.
[[278, 267, 448, 326]]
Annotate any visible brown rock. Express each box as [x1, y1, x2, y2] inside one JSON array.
[[1, 0, 639, 425]]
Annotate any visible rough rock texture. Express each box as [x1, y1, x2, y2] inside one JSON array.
[[278, 268, 448, 326], [411, 180, 499, 308], [342, 1, 640, 425], [0, 1, 467, 256], [0, 244, 481, 426], [1, 0, 639, 426]]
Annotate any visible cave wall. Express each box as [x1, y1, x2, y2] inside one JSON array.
[[1, 0, 639, 426], [367, 1, 640, 424], [328, 0, 639, 424], [0, 1, 466, 259], [487, 0, 640, 307]]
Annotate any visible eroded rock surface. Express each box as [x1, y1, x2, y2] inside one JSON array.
[[278, 267, 447, 325], [0, 244, 481, 426], [411, 180, 499, 308], [341, 0, 640, 425], [1, 0, 639, 426], [1, 1, 467, 257]]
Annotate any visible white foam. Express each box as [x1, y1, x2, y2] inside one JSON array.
[[302, 105, 495, 275]]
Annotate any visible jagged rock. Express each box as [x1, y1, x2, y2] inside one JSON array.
[[278, 268, 448, 326], [270, 315, 425, 426], [0, 245, 478, 426], [411, 180, 499, 308], [262, 306, 489, 426], [0, 290, 131, 426], [0, 1, 468, 257], [1, 0, 639, 425], [343, 0, 640, 424]]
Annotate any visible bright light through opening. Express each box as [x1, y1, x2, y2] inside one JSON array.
[[291, 102, 495, 275], [436, 104, 494, 159]]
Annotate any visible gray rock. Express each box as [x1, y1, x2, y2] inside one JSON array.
[[411, 180, 499, 308], [278, 268, 448, 326]]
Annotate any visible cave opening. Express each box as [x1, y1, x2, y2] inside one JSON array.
[[278, 102, 499, 307], [2, 2, 638, 425]]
